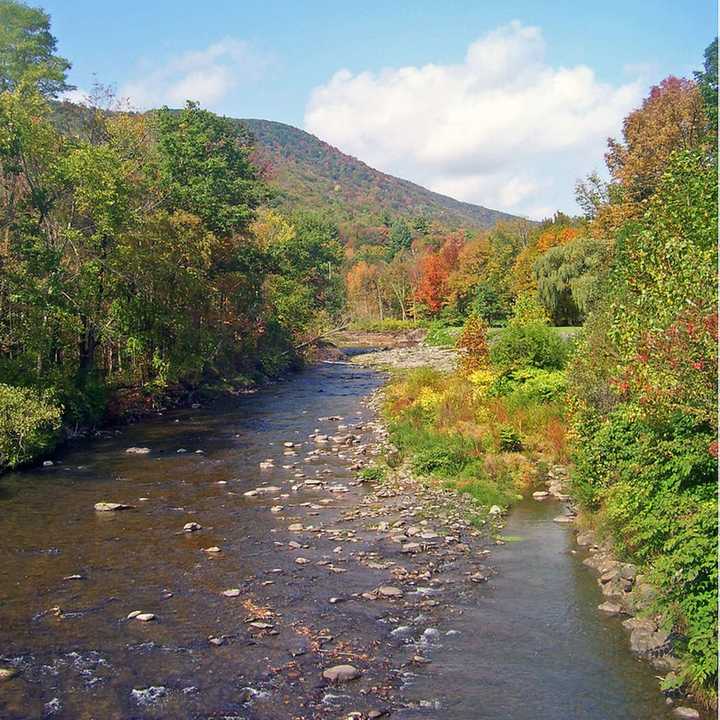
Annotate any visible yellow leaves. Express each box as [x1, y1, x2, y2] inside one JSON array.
[[251, 207, 295, 250]]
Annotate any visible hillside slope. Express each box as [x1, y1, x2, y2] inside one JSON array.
[[243, 118, 522, 229]]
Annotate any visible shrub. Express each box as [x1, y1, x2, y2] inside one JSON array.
[[490, 322, 568, 372], [0, 385, 63, 470], [457, 315, 489, 372], [498, 424, 523, 451], [490, 368, 567, 403]]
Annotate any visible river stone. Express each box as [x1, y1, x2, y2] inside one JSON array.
[[94, 502, 133, 512], [288, 523, 304, 531], [672, 707, 700, 719], [283, 441, 295, 448], [259, 461, 274, 470], [597, 601, 623, 616], [532, 491, 549, 500], [401, 542, 421, 553], [183, 522, 202, 532], [0, 667, 18, 682], [244, 486, 280, 497], [377, 586, 403, 598], [222, 588, 241, 597], [322, 664, 361, 682], [131, 686, 167, 706], [489, 505, 503, 515], [553, 515, 575, 524], [203, 546, 221, 553], [126, 447, 150, 455]]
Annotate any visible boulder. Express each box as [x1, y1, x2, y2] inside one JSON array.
[[322, 664, 361, 683]]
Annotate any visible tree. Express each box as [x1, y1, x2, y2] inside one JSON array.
[[694, 38, 718, 146], [154, 103, 263, 236], [0, 0, 72, 97], [605, 77, 707, 201], [387, 218, 412, 258], [415, 253, 448, 315], [534, 236, 605, 325]]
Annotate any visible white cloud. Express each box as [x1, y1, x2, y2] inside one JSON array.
[[304, 21, 644, 219], [120, 38, 269, 111]]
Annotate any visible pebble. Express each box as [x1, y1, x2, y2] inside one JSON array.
[[203, 546, 221, 553], [221, 588, 241, 597], [128, 611, 156, 622], [125, 447, 151, 455], [377, 586, 404, 598], [183, 522, 202, 532], [322, 664, 362, 682], [0, 667, 18, 682], [553, 515, 575, 524]]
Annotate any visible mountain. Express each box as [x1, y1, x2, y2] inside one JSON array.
[[242, 119, 522, 229]]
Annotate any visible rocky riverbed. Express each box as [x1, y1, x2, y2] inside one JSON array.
[[0, 354, 694, 719]]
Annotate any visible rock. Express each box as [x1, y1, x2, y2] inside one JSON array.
[[221, 588, 241, 597], [128, 611, 156, 622], [295, 557, 309, 565], [672, 707, 700, 719], [0, 667, 18, 682], [130, 686, 167, 706], [259, 461, 274, 470], [126, 447, 150, 455], [322, 664, 361, 683], [283, 441, 295, 448], [532, 491, 549, 500], [288, 523, 304, 532], [368, 711, 387, 719], [183, 522, 202, 532], [401, 542, 421, 553], [377, 586, 404, 598], [270, 505, 283, 513], [43, 460, 54, 467], [203, 546, 221, 553], [94, 502, 133, 512], [597, 601, 623, 616], [553, 515, 575, 524], [622, 617, 671, 656], [489, 505, 503, 515], [244, 486, 280, 497]]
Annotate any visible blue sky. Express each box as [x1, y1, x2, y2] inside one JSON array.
[[43, 1, 716, 217]]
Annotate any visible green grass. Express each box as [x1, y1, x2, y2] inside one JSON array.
[[348, 319, 427, 332]]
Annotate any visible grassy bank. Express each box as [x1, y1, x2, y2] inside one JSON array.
[[381, 317, 571, 512]]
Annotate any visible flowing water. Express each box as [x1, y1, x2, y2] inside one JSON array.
[[0, 362, 678, 719]]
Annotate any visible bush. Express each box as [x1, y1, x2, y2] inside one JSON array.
[[490, 322, 568, 372], [498, 424, 523, 451], [490, 368, 567, 403], [457, 315, 489, 372], [0, 384, 63, 470], [358, 464, 387, 483]]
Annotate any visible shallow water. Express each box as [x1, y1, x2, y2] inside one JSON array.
[[398, 498, 676, 720], [0, 363, 676, 719]]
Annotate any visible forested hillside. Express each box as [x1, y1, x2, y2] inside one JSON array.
[[243, 118, 520, 229]]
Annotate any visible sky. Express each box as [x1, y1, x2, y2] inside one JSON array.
[[43, 0, 716, 219]]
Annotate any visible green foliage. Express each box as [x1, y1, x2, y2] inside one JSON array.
[[694, 38, 718, 145], [424, 321, 460, 347], [534, 236, 605, 325], [490, 322, 568, 372], [509, 292, 550, 326], [0, 384, 62, 469], [498, 424, 522, 451], [0, 0, 71, 97], [154, 103, 263, 236], [387, 218, 413, 258], [570, 147, 718, 698], [358, 464, 387, 483], [348, 318, 425, 332], [491, 368, 567, 403]]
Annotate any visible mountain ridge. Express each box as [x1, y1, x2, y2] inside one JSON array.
[[241, 118, 524, 229]]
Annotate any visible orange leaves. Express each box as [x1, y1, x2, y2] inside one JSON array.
[[606, 76, 707, 200], [415, 253, 449, 314]]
